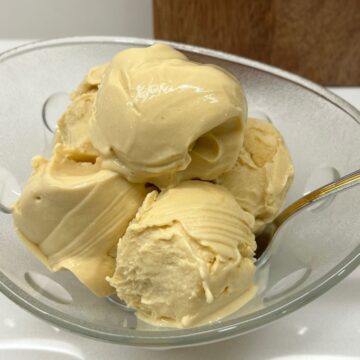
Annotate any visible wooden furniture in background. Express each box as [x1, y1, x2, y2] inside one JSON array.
[[153, 0, 360, 85]]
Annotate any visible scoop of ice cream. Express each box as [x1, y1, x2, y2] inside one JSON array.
[[55, 63, 109, 160], [108, 181, 257, 328], [218, 118, 294, 232], [71, 63, 108, 100], [90, 44, 247, 187], [55, 92, 98, 160], [12, 145, 147, 296]]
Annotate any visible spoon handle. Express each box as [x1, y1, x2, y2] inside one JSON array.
[[274, 168, 360, 229], [255, 168, 360, 263]]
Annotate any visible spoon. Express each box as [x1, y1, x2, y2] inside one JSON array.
[[255, 168, 360, 266]]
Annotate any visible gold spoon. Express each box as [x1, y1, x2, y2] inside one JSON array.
[[255, 168, 360, 265]]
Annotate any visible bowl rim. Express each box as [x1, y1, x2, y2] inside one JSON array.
[[1, 36, 359, 347]]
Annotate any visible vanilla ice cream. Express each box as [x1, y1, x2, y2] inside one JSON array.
[[71, 62, 108, 100], [55, 63, 109, 160], [12, 44, 295, 328], [90, 44, 247, 187], [55, 92, 98, 160], [108, 181, 257, 328], [219, 119, 294, 232], [12, 145, 147, 296]]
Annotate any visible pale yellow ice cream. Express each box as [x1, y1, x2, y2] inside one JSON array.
[[55, 92, 98, 160], [90, 44, 247, 187], [108, 181, 257, 328], [12, 45, 295, 328], [12, 145, 147, 296], [71, 63, 108, 100], [55, 63, 109, 160], [218, 119, 294, 232]]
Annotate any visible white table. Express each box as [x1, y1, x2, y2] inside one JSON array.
[[1, 40, 359, 360]]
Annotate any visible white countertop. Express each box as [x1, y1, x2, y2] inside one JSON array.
[[0, 40, 359, 360]]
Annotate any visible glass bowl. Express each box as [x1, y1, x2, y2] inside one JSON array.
[[0, 37, 359, 348]]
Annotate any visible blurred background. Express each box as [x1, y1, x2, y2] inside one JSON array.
[[0, 0, 153, 39], [1, 0, 359, 85]]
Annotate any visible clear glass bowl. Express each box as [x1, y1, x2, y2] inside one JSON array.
[[0, 37, 359, 348]]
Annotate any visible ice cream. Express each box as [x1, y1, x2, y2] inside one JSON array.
[[71, 62, 108, 100], [12, 145, 147, 296], [218, 118, 294, 232], [90, 44, 247, 187], [107, 181, 257, 328], [12, 44, 295, 328], [54, 63, 109, 161], [55, 92, 98, 160]]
